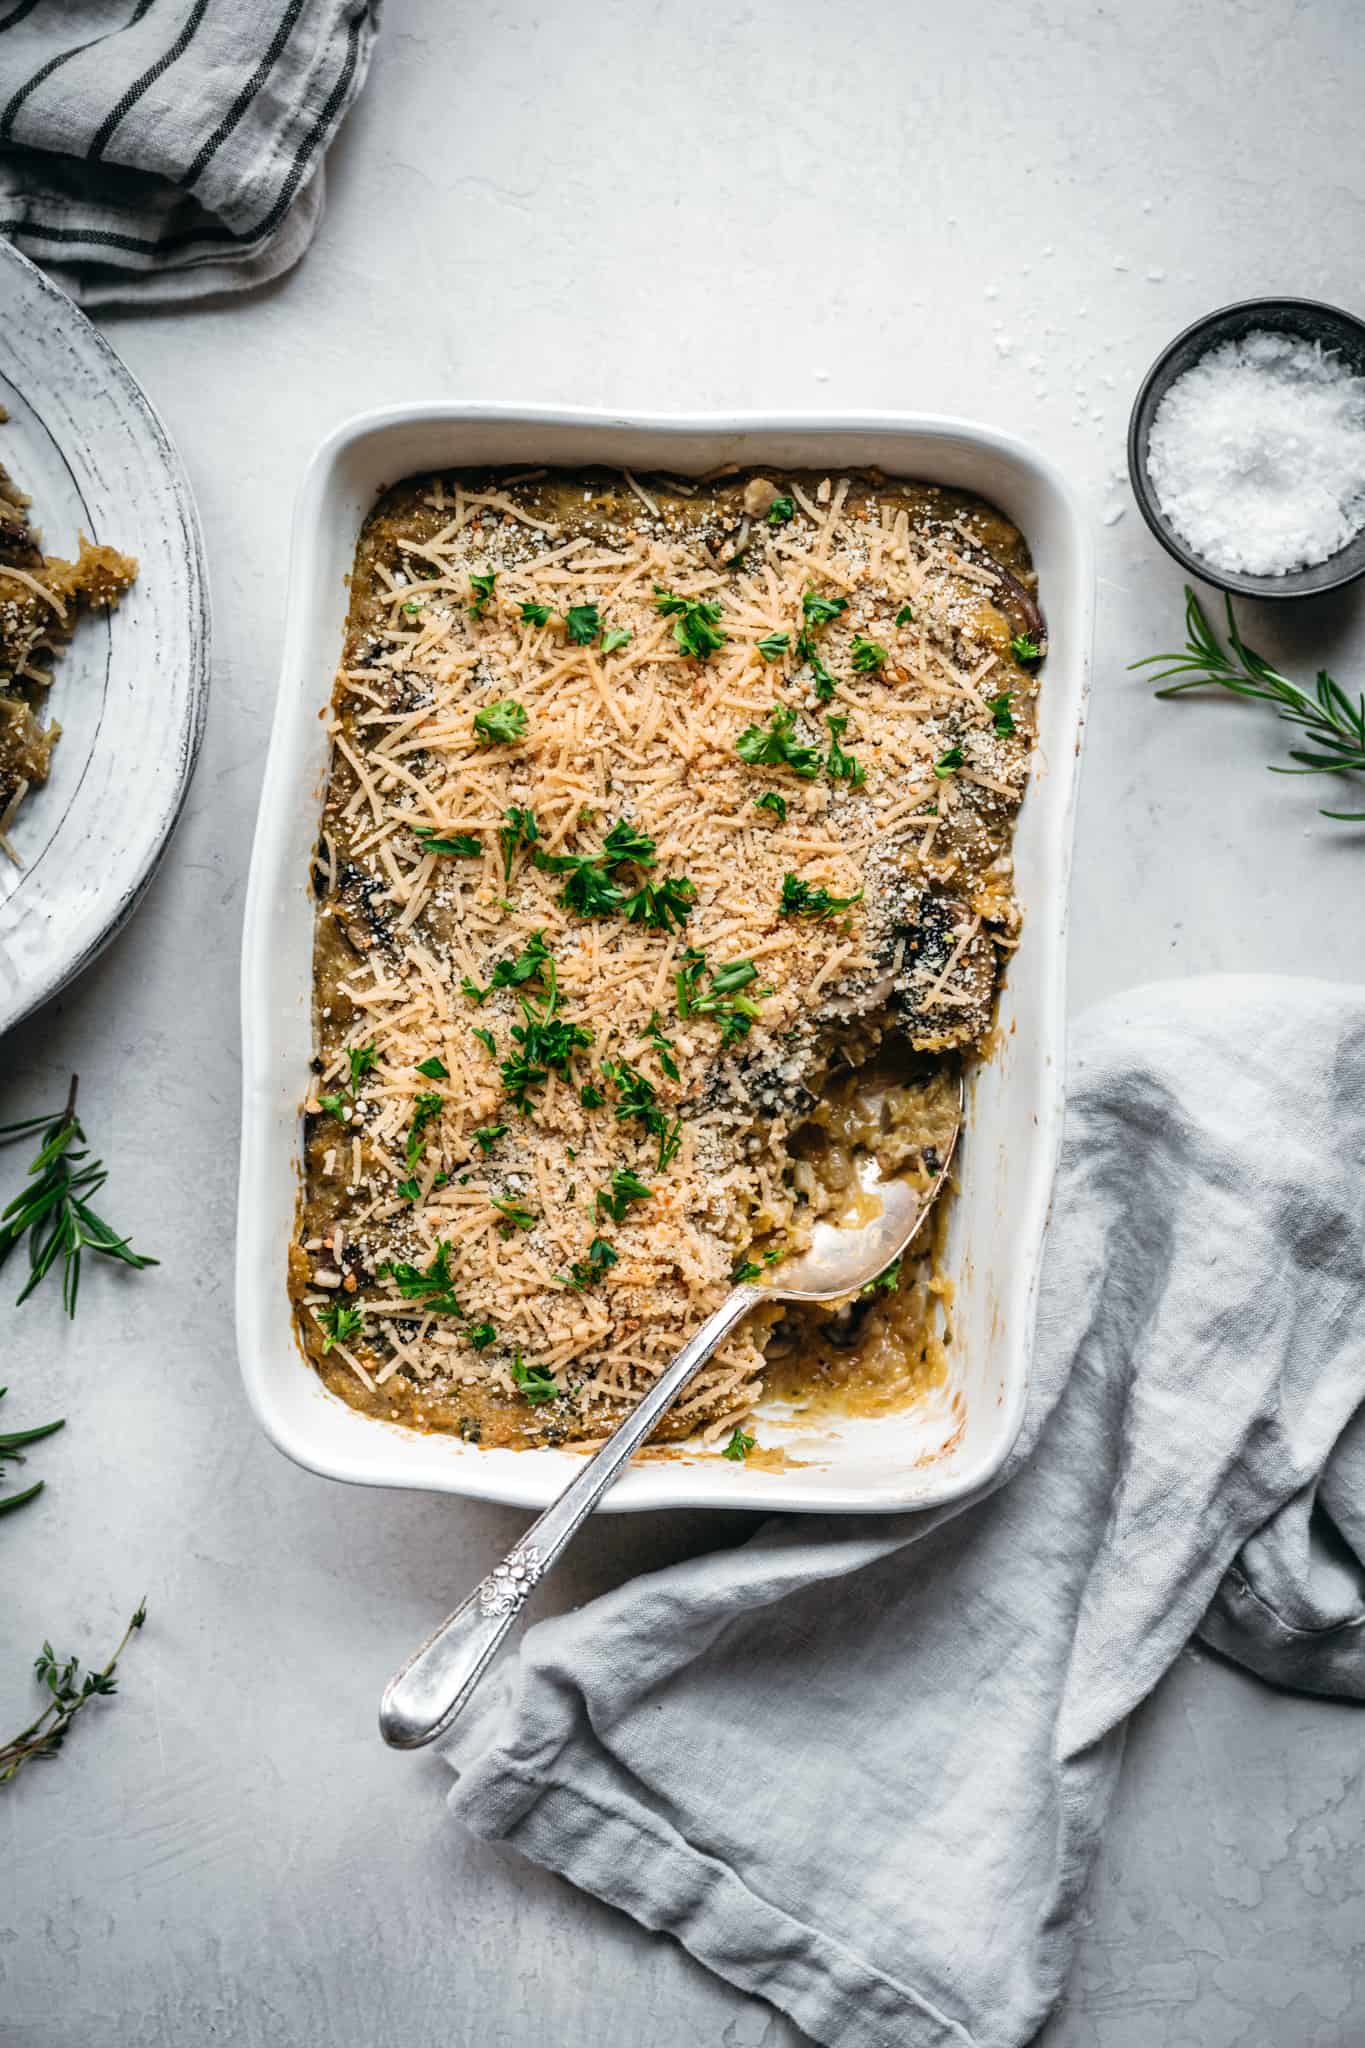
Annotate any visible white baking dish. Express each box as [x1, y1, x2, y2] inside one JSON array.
[[237, 408, 1092, 1514]]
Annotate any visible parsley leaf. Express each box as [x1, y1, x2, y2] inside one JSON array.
[[620, 876, 697, 933], [766, 496, 795, 526], [754, 789, 787, 822], [988, 690, 1016, 735], [639, 1010, 680, 1081], [386, 1240, 462, 1315], [565, 602, 602, 646], [405, 1090, 445, 1165], [318, 1303, 364, 1353], [491, 1196, 537, 1232], [470, 1027, 497, 1056], [756, 631, 790, 661], [579, 1082, 605, 1109], [347, 1045, 378, 1090], [499, 804, 539, 883], [414, 826, 481, 857], [933, 746, 964, 779], [778, 873, 864, 920], [801, 590, 847, 628], [520, 600, 553, 626], [467, 1320, 497, 1350], [601, 627, 633, 653], [735, 704, 823, 779], [1010, 633, 1042, 664], [895, 604, 915, 627], [851, 636, 887, 672], [416, 1057, 449, 1080], [560, 1237, 619, 1291], [595, 1166, 654, 1223], [472, 1123, 507, 1154], [511, 1354, 560, 1405], [473, 698, 528, 746], [861, 1256, 902, 1297], [468, 570, 497, 618], [824, 714, 866, 787], [675, 950, 765, 1043], [722, 1426, 756, 1461], [653, 586, 728, 661], [600, 818, 656, 866]]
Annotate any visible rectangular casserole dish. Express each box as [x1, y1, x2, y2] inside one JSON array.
[[237, 407, 1092, 1514]]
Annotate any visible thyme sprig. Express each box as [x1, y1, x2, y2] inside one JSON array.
[[1134, 588, 1365, 821], [0, 1078, 158, 1316], [0, 1601, 147, 1784]]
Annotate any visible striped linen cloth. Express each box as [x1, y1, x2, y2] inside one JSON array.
[[0, 0, 381, 304]]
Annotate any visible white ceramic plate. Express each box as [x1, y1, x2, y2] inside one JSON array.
[[0, 242, 210, 1036], [238, 408, 1092, 1514]]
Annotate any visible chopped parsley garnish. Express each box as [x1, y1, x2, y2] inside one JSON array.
[[467, 1321, 497, 1350], [735, 703, 823, 778], [1010, 633, 1041, 664], [756, 631, 791, 661], [318, 1303, 364, 1353], [600, 1057, 666, 1140], [601, 626, 633, 653], [600, 818, 656, 865], [473, 698, 528, 745], [766, 496, 796, 526], [596, 1166, 653, 1223], [620, 876, 697, 933], [406, 1090, 445, 1165], [722, 1427, 756, 1461], [401, 598, 424, 617], [386, 1240, 462, 1315], [988, 690, 1016, 735], [489, 928, 553, 992], [565, 602, 603, 646], [731, 1248, 781, 1284], [520, 600, 553, 626], [933, 745, 964, 779], [470, 1026, 497, 1056], [579, 1082, 605, 1109], [778, 873, 864, 921], [540, 854, 625, 918], [416, 1056, 449, 1080], [754, 789, 787, 823], [861, 1256, 902, 1297], [803, 645, 838, 702], [499, 804, 540, 882], [347, 1045, 378, 1090], [318, 1094, 346, 1117], [468, 570, 498, 618], [491, 1196, 537, 1232], [639, 1011, 680, 1080], [895, 604, 915, 627], [560, 1237, 619, 1291], [850, 636, 887, 672], [656, 1115, 682, 1170], [472, 1123, 507, 1154], [461, 975, 489, 1005], [675, 950, 765, 1044], [653, 586, 728, 661], [801, 590, 847, 628], [501, 1005, 593, 1114], [414, 826, 481, 857], [824, 714, 866, 787], [397, 1169, 450, 1202], [511, 1355, 560, 1405]]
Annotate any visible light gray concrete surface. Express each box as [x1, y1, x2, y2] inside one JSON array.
[[3, 2, 1363, 2043]]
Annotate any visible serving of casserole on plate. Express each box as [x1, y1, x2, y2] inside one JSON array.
[[238, 410, 1092, 1514]]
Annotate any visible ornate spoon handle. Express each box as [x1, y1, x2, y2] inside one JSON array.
[[378, 1284, 758, 1749]]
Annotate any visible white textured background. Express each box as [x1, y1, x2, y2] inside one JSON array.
[[4, 3, 1364, 2043]]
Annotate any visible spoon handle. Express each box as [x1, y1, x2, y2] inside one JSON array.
[[378, 1283, 759, 1749]]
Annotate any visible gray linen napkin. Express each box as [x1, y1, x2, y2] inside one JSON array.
[[444, 975, 1365, 2048], [0, 0, 380, 304]]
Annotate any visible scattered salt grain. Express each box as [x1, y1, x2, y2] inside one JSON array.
[[1147, 330, 1365, 576]]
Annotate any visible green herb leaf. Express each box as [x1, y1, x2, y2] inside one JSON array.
[[0, 1602, 147, 1783], [520, 600, 553, 626], [801, 590, 847, 628], [861, 1255, 902, 1297], [489, 929, 553, 993], [1010, 633, 1041, 664], [824, 714, 866, 787], [933, 746, 964, 779], [600, 817, 656, 866], [386, 1240, 462, 1315], [491, 1197, 537, 1232], [735, 703, 823, 779], [416, 1057, 449, 1080], [778, 873, 864, 920], [579, 1082, 605, 1109], [653, 586, 728, 661], [639, 1010, 681, 1080], [318, 1302, 364, 1352], [511, 1354, 560, 1405], [722, 1426, 756, 1461], [347, 1044, 378, 1090], [318, 1094, 347, 1117], [595, 1166, 654, 1224], [756, 631, 791, 661], [601, 627, 633, 653], [498, 804, 540, 882], [620, 876, 697, 933], [895, 604, 915, 627], [754, 790, 788, 822], [766, 496, 795, 526], [414, 826, 481, 857], [406, 1091, 445, 1166], [473, 1123, 507, 1154], [851, 636, 887, 673], [565, 602, 602, 646], [468, 570, 498, 618], [473, 698, 528, 745], [467, 1320, 497, 1350], [560, 1237, 619, 1290], [470, 1027, 497, 1056], [987, 690, 1016, 735], [0, 1080, 158, 1317]]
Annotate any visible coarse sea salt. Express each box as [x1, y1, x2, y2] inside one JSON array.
[[1147, 329, 1365, 576]]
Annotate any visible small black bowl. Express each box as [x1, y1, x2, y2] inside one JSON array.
[[1127, 296, 1365, 601]]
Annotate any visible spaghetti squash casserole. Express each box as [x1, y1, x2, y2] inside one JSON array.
[[292, 467, 1045, 1454]]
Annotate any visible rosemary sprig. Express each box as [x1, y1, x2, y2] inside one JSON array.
[[0, 1077, 158, 1315], [1134, 588, 1365, 821], [0, 1601, 146, 1784], [0, 1387, 64, 1517]]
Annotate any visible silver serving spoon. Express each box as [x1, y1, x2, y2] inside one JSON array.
[[378, 1078, 962, 1750]]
